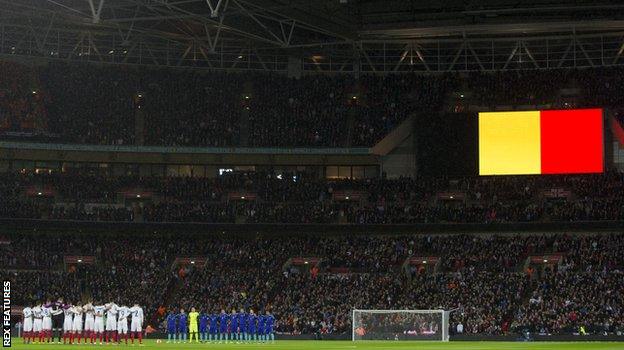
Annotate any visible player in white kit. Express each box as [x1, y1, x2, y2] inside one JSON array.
[[93, 303, 106, 345], [22, 306, 33, 344], [83, 302, 95, 344], [41, 301, 53, 343], [117, 304, 130, 344], [71, 305, 84, 344], [129, 303, 144, 345], [32, 303, 43, 343], [62, 303, 74, 344], [105, 302, 119, 343]]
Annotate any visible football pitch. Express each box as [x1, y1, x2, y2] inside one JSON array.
[[7, 339, 624, 350]]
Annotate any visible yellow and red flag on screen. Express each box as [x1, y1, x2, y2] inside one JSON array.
[[479, 109, 603, 175]]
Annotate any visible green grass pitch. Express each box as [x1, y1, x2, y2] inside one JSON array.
[[7, 339, 624, 350]]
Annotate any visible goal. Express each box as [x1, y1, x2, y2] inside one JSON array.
[[352, 309, 450, 342]]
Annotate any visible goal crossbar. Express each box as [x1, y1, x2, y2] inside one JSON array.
[[352, 309, 445, 313]]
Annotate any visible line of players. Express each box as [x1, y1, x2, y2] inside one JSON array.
[[21, 299, 144, 345], [166, 308, 275, 343]]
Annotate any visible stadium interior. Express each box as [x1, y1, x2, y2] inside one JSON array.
[[1, 0, 624, 349]]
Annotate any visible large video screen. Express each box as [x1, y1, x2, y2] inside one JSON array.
[[478, 108, 603, 175]]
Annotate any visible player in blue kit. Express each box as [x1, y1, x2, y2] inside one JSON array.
[[199, 312, 209, 343], [239, 308, 248, 342], [166, 310, 177, 343], [258, 313, 266, 342], [266, 311, 275, 343], [219, 309, 229, 342], [248, 309, 257, 342], [230, 309, 239, 342], [178, 309, 188, 343], [208, 313, 218, 342]]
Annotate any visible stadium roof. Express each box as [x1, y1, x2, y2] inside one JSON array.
[[3, 0, 624, 72]]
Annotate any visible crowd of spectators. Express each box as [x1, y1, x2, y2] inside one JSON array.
[[515, 270, 623, 335], [1, 171, 624, 224], [41, 63, 137, 145], [4, 61, 624, 148], [143, 69, 241, 147], [1, 232, 622, 336], [0, 61, 48, 135], [2, 58, 624, 338], [249, 74, 351, 147]]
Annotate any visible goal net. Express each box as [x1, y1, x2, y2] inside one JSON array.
[[352, 309, 450, 341]]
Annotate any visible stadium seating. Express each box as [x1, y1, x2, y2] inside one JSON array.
[[4, 61, 624, 147], [2, 232, 622, 335], [2, 59, 624, 340], [1, 171, 624, 224]]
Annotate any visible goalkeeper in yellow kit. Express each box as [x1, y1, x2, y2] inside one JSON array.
[[189, 307, 200, 343]]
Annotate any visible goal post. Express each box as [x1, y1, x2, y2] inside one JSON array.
[[352, 309, 450, 342]]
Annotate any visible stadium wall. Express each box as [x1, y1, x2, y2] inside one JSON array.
[[379, 133, 416, 178], [372, 117, 417, 178]]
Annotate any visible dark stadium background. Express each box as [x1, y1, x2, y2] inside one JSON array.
[[0, 0, 624, 347]]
